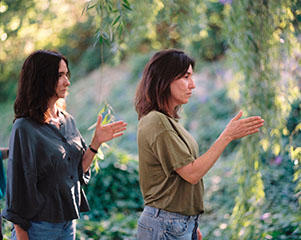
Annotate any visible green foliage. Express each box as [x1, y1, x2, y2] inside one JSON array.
[[225, 0, 300, 239], [77, 212, 138, 239], [55, 19, 110, 80], [286, 98, 301, 223], [291, 0, 301, 33], [84, 0, 132, 46], [84, 0, 230, 62], [127, 53, 151, 83], [0, 0, 107, 102], [84, 148, 143, 220], [196, 99, 300, 240]]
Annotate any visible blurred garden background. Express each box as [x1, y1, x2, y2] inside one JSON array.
[[0, 0, 300, 239]]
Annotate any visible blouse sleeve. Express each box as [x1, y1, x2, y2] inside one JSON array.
[[151, 130, 196, 177], [78, 134, 91, 185], [2, 124, 44, 231]]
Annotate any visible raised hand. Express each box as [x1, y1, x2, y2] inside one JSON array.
[[223, 110, 264, 141], [93, 114, 127, 146], [82, 115, 127, 172]]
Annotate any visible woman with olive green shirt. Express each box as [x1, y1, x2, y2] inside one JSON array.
[[138, 110, 204, 216], [135, 49, 264, 240]]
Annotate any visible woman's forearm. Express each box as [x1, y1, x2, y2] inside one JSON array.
[[82, 137, 101, 173], [176, 132, 231, 184], [176, 111, 264, 184]]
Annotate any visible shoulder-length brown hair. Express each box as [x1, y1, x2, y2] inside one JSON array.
[[14, 50, 70, 124], [135, 49, 195, 120]]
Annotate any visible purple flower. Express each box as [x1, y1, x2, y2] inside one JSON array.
[[274, 156, 282, 165], [270, 156, 283, 166], [219, 0, 232, 4]]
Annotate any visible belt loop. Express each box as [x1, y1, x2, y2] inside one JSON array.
[[154, 208, 160, 217]]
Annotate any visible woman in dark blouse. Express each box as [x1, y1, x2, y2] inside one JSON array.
[[2, 50, 127, 240]]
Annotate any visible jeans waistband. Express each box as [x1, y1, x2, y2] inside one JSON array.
[[143, 206, 199, 221]]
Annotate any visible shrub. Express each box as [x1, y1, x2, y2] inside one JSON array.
[[83, 148, 143, 221]]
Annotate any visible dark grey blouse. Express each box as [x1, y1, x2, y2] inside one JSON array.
[[2, 112, 90, 231]]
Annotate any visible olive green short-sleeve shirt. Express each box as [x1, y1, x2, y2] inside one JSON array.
[[137, 111, 204, 216]]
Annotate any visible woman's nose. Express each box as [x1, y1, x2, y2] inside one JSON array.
[[65, 77, 70, 86], [189, 78, 196, 89]]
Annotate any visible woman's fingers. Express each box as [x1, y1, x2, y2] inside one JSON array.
[[246, 128, 260, 136], [96, 114, 103, 126], [233, 110, 243, 121], [241, 123, 263, 137], [112, 122, 127, 133], [225, 113, 264, 140], [244, 121, 265, 129], [237, 115, 264, 130], [108, 121, 127, 137], [240, 123, 262, 133], [240, 116, 263, 124], [94, 117, 127, 143], [109, 120, 127, 128], [112, 132, 125, 138], [113, 126, 127, 134]]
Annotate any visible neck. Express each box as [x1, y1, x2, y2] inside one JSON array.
[[48, 97, 58, 118], [167, 104, 177, 118]]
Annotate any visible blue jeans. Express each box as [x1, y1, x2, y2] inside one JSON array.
[[137, 206, 199, 240], [11, 220, 76, 240]]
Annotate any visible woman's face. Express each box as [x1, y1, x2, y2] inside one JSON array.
[[169, 65, 195, 109], [55, 60, 70, 99]]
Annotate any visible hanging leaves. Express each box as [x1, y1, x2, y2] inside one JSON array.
[[225, 1, 299, 239], [84, 0, 132, 47]]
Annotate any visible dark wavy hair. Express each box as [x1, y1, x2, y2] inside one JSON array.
[[14, 50, 70, 124], [135, 49, 195, 120]]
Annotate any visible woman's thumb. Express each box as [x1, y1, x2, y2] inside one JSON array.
[[233, 110, 243, 120]]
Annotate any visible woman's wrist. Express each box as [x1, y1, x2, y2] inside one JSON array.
[[89, 138, 101, 152], [88, 145, 98, 154], [220, 131, 233, 145]]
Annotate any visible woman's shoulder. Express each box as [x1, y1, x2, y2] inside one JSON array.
[[11, 118, 42, 137], [13, 117, 37, 128], [139, 111, 174, 131], [140, 110, 166, 122]]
